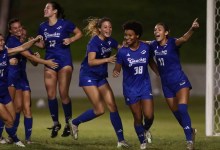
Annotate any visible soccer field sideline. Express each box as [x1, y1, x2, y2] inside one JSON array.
[[26, 63, 205, 98]]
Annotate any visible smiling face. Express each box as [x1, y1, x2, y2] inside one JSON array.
[[9, 21, 22, 38], [0, 35, 5, 51], [154, 24, 169, 43], [44, 3, 57, 18], [98, 21, 112, 39], [124, 29, 139, 47]]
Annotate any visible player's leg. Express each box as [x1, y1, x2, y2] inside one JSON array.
[[142, 99, 154, 144], [99, 82, 129, 148], [58, 66, 73, 137], [13, 89, 23, 132], [44, 67, 60, 138], [69, 85, 104, 140], [22, 90, 33, 143]]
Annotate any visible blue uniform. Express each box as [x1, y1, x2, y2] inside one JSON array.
[[38, 19, 76, 71], [117, 42, 153, 105], [79, 35, 118, 86], [6, 36, 22, 89], [150, 37, 192, 98], [0, 48, 12, 104]]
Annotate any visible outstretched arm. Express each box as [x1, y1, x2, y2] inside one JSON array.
[[176, 18, 199, 46], [7, 35, 42, 55]]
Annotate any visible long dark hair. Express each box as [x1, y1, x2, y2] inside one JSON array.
[[48, 1, 65, 19]]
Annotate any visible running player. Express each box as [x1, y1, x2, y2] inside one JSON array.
[[113, 20, 158, 149], [68, 17, 129, 148], [149, 18, 199, 150], [36, 1, 82, 138]]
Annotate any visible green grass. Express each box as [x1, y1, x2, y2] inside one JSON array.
[[1, 96, 220, 150]]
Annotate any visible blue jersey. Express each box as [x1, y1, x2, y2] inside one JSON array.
[[117, 42, 152, 98], [38, 19, 76, 65], [0, 49, 9, 92], [150, 37, 192, 97], [6, 36, 22, 75], [80, 35, 118, 79]]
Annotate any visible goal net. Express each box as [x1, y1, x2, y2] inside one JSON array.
[[206, 0, 220, 136]]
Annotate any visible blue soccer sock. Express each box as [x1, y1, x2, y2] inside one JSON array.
[[72, 109, 97, 126], [178, 104, 192, 141], [144, 116, 154, 131], [173, 110, 183, 127], [5, 127, 19, 142], [24, 117, 33, 140], [48, 98, 59, 124], [62, 101, 72, 123], [110, 111, 124, 142], [0, 119, 5, 137], [14, 113, 20, 132], [134, 124, 146, 144]]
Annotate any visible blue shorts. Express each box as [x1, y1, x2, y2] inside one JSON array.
[[79, 76, 108, 87], [8, 71, 22, 89], [161, 72, 192, 98], [124, 93, 153, 105], [20, 72, 31, 91], [0, 88, 12, 105]]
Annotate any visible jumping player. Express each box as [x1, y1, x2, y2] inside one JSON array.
[[113, 21, 158, 149], [68, 17, 129, 148], [149, 18, 199, 150], [36, 1, 82, 138]]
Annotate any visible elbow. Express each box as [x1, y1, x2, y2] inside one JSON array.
[[88, 61, 94, 66]]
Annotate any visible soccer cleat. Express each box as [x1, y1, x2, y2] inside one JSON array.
[[140, 142, 147, 150], [192, 128, 197, 144], [145, 130, 152, 143], [25, 140, 35, 144], [5, 136, 13, 144], [14, 141, 25, 147], [68, 119, 78, 140], [117, 140, 130, 148], [47, 123, 61, 138], [186, 141, 194, 150], [0, 137, 7, 144], [61, 124, 71, 137]]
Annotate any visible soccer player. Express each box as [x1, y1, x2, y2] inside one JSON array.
[[1, 18, 58, 143], [35, 1, 82, 138], [113, 21, 158, 150], [0, 33, 43, 147], [68, 17, 129, 148], [149, 18, 199, 150]]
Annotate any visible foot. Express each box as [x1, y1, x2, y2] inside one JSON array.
[[117, 140, 130, 148], [14, 141, 25, 147], [0, 137, 7, 144], [25, 140, 35, 144], [186, 141, 194, 150], [47, 123, 61, 138], [5, 136, 13, 144], [140, 142, 147, 150], [61, 124, 71, 137], [145, 130, 152, 143], [68, 119, 78, 140]]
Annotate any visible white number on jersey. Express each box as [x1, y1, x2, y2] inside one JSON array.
[[134, 66, 143, 75], [49, 40, 56, 47], [158, 58, 165, 66], [0, 69, 4, 77]]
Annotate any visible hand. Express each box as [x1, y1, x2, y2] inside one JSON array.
[[192, 18, 199, 30], [63, 38, 72, 45], [34, 35, 43, 41], [113, 70, 120, 78], [34, 52, 40, 58], [46, 59, 58, 69], [9, 58, 18, 65], [107, 54, 116, 64]]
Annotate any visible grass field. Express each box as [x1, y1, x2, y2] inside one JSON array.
[[1, 96, 220, 150]]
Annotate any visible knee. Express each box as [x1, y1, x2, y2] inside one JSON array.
[[23, 108, 32, 118], [14, 105, 22, 113], [4, 118, 14, 128], [94, 107, 105, 116]]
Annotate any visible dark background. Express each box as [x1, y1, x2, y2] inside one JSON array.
[[8, 0, 206, 63]]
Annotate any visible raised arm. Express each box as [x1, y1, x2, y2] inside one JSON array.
[[175, 18, 199, 46], [7, 35, 42, 55]]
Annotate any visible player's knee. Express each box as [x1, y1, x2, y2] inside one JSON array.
[[4, 118, 14, 128], [94, 107, 105, 116]]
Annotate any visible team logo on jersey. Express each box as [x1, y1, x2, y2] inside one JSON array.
[[87, 80, 92, 83], [108, 41, 111, 45], [3, 54, 6, 58], [127, 57, 147, 67], [154, 49, 167, 56], [57, 26, 62, 30], [44, 32, 60, 40], [101, 47, 111, 56], [141, 50, 146, 54], [179, 80, 186, 86], [126, 53, 130, 57], [44, 28, 47, 31], [0, 61, 7, 66]]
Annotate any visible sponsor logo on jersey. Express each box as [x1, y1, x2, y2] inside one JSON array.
[[57, 26, 62, 30], [126, 53, 130, 57], [0, 61, 7, 66], [87, 80, 91, 83], [179, 80, 186, 86], [141, 50, 146, 54]]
